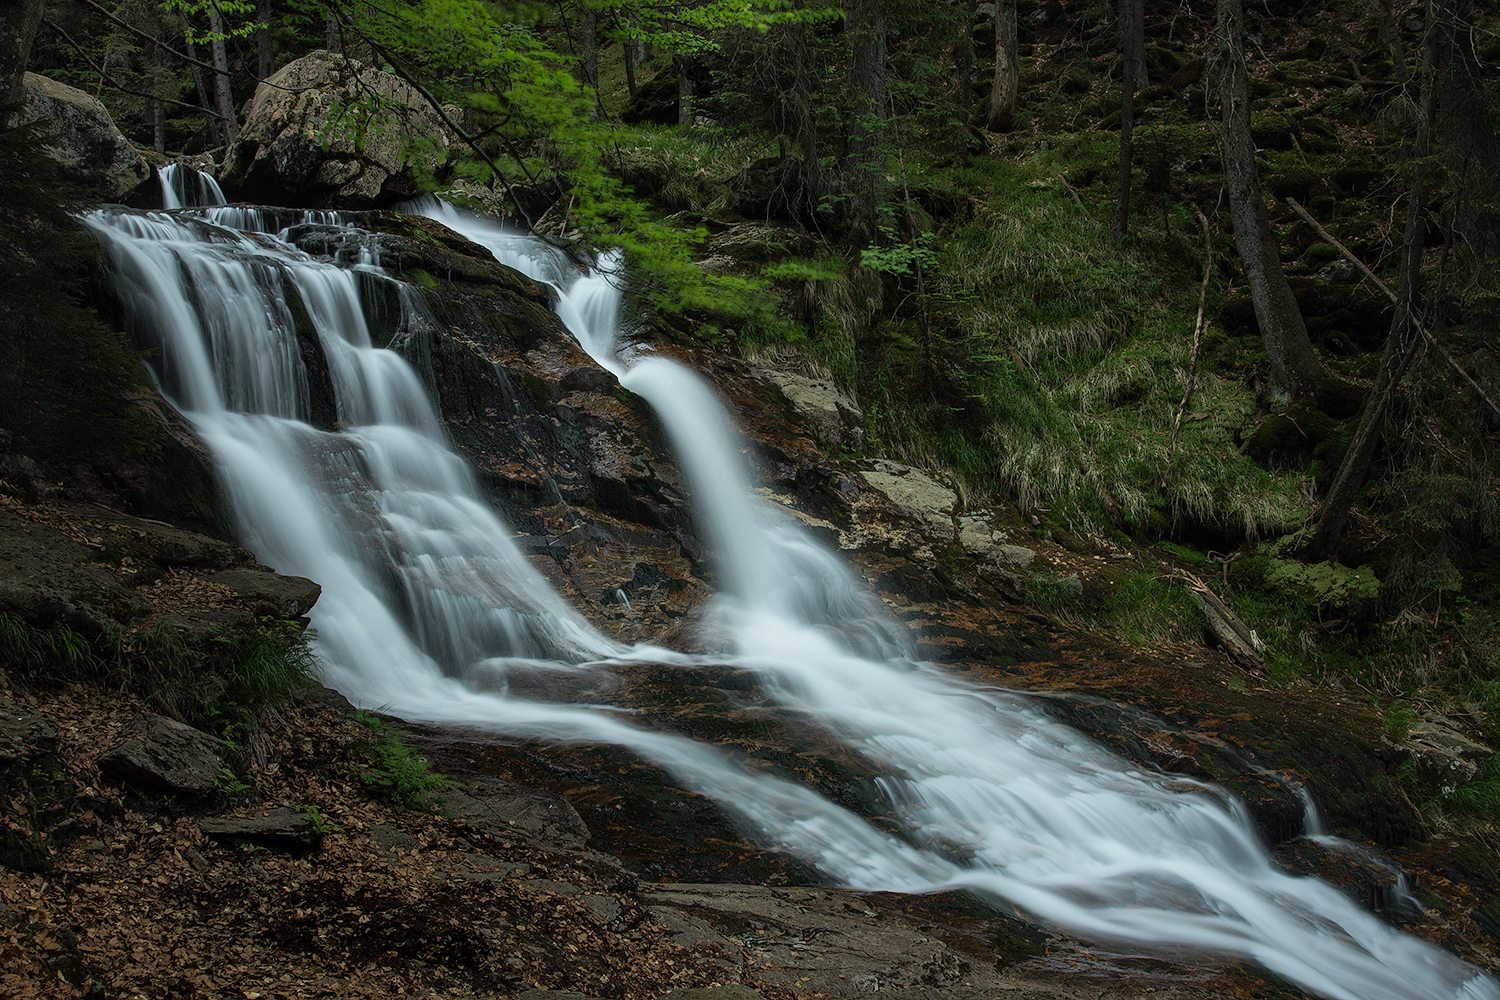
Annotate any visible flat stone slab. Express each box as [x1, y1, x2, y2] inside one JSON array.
[[639, 883, 1010, 997], [200, 807, 315, 840], [443, 778, 589, 849], [205, 567, 321, 619], [101, 713, 226, 795]]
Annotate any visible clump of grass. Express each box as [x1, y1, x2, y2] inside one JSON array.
[[350, 711, 456, 813], [1, 611, 317, 739], [0, 612, 108, 681]]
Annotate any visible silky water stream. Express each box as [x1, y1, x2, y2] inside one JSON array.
[[80, 181, 1498, 1000]]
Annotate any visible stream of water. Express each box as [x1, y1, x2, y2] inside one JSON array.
[[80, 175, 1500, 1000]]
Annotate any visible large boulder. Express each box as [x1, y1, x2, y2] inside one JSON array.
[[19, 72, 150, 201], [222, 50, 452, 208]]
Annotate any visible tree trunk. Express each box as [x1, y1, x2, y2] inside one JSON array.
[[624, 35, 637, 97], [209, 3, 239, 143], [955, 0, 977, 132], [786, 21, 821, 218], [1113, 0, 1144, 240], [580, 5, 599, 119], [843, 0, 888, 226], [1216, 0, 1320, 410], [325, 13, 341, 54], [1310, 1, 1442, 559], [673, 52, 693, 125], [184, 32, 223, 149], [986, 0, 1017, 131], [256, 0, 274, 80], [0, 0, 43, 107]]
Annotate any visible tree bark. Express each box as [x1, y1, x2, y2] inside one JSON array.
[[673, 52, 693, 125], [256, 0, 274, 80], [184, 31, 223, 149], [1310, 1, 1442, 560], [1216, 0, 1320, 410], [955, 0, 977, 134], [0, 0, 43, 107], [1113, 0, 1144, 240], [580, 5, 599, 119], [209, 2, 239, 143], [986, 0, 1017, 131], [325, 13, 341, 54], [785, 20, 821, 218], [843, 0, 888, 226], [623, 35, 637, 97]]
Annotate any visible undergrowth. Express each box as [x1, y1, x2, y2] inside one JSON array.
[[350, 711, 456, 813], [0, 611, 317, 739]]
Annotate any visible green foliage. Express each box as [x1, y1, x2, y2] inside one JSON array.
[[0, 610, 315, 736], [213, 766, 256, 806], [295, 803, 341, 836], [350, 710, 455, 813], [1385, 704, 1417, 741], [0, 613, 109, 681], [1025, 568, 1199, 649], [860, 227, 937, 277]]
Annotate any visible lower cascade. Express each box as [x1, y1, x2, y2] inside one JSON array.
[[84, 185, 1498, 1000]]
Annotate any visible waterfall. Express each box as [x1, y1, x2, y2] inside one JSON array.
[[87, 184, 1499, 1000]]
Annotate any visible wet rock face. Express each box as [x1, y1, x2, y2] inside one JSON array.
[[18, 72, 150, 201], [303, 212, 715, 636], [221, 51, 451, 208]]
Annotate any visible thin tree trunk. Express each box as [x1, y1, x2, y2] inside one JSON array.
[[1216, 0, 1320, 410], [184, 32, 222, 148], [986, 0, 1017, 131], [580, 5, 599, 119], [1113, 0, 1144, 240], [786, 20, 821, 218], [955, 0, 977, 134], [1310, 1, 1442, 560], [208, 3, 238, 143], [325, 13, 341, 54], [673, 52, 693, 125], [843, 0, 888, 226], [256, 0, 274, 80], [623, 34, 637, 97]]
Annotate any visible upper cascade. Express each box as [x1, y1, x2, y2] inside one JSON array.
[[86, 176, 1500, 1000]]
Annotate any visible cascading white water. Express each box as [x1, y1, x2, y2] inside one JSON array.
[[88, 180, 1498, 1000], [159, 162, 227, 210]]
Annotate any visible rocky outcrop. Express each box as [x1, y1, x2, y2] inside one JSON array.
[[0, 499, 291, 637], [222, 51, 452, 208], [19, 72, 150, 201], [101, 712, 226, 795], [757, 369, 864, 452]]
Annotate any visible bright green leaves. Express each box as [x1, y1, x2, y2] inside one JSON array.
[[160, 0, 260, 42]]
